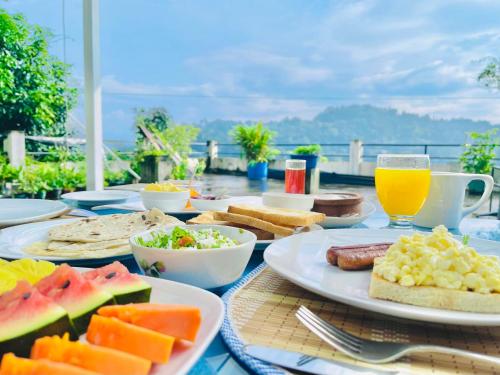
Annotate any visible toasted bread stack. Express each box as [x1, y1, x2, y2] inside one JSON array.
[[187, 204, 325, 240]]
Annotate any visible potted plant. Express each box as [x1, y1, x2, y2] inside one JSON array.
[[19, 166, 49, 199], [0, 155, 22, 197], [460, 129, 499, 194], [291, 144, 324, 170], [231, 122, 279, 180]]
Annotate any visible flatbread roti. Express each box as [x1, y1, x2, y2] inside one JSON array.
[[48, 209, 181, 243], [23, 209, 182, 259], [24, 242, 131, 259], [47, 238, 129, 251]]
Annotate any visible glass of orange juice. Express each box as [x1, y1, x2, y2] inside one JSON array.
[[375, 154, 431, 228]]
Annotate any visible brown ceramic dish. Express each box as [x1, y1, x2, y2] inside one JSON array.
[[312, 192, 363, 217]]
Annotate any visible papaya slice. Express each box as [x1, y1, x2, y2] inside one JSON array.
[[98, 303, 201, 342], [30, 333, 151, 375], [0, 353, 98, 375], [87, 315, 175, 364]]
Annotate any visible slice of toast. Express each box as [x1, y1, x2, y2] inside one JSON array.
[[369, 272, 500, 313], [187, 212, 275, 240], [213, 211, 295, 237], [186, 212, 228, 225], [227, 204, 325, 227]]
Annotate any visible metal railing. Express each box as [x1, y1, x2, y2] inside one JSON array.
[[217, 142, 500, 163]]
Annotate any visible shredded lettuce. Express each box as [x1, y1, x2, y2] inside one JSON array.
[[137, 226, 238, 250]]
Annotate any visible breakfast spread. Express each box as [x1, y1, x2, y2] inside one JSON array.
[[326, 243, 392, 270], [0, 260, 202, 374], [369, 225, 500, 313], [136, 226, 238, 249], [23, 210, 182, 258], [312, 192, 363, 217], [187, 204, 325, 240]]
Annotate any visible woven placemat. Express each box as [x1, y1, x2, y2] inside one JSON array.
[[224, 264, 500, 375]]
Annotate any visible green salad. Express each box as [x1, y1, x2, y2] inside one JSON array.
[[137, 226, 238, 249]]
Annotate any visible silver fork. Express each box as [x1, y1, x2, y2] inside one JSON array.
[[296, 306, 500, 367]]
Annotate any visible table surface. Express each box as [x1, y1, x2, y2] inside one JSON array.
[[185, 209, 500, 375], [9, 199, 500, 375]]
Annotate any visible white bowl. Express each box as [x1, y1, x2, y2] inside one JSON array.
[[140, 189, 190, 212], [130, 225, 257, 289], [262, 192, 314, 211], [190, 196, 232, 212]]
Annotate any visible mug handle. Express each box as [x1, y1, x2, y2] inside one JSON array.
[[462, 174, 494, 217]]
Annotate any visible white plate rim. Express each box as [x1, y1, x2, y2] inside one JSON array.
[[264, 228, 500, 326], [0, 199, 69, 226], [61, 190, 137, 203], [75, 268, 224, 375], [0, 218, 134, 261], [255, 223, 324, 249]]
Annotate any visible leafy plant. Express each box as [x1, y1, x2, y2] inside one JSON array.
[[170, 158, 206, 180], [293, 144, 322, 155], [0, 8, 77, 139], [58, 164, 86, 192], [231, 122, 279, 164], [104, 168, 134, 187], [19, 165, 50, 196], [133, 108, 202, 179], [0, 155, 21, 183], [134, 107, 172, 149], [39, 145, 85, 163], [460, 129, 499, 174], [478, 57, 500, 90]]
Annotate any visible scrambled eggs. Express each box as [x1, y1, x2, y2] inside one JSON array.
[[373, 225, 500, 294], [144, 182, 185, 192]]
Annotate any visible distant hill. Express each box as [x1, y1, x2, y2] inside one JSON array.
[[197, 105, 498, 144]]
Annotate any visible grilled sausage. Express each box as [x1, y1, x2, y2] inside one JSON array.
[[336, 249, 389, 270], [326, 243, 392, 270]]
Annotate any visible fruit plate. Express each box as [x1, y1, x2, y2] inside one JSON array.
[[264, 228, 500, 326], [0, 219, 133, 266], [0, 199, 69, 227], [319, 201, 376, 229], [78, 271, 225, 375]]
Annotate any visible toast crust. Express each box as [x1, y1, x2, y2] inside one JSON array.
[[369, 273, 500, 313], [228, 204, 325, 227], [213, 211, 295, 236]]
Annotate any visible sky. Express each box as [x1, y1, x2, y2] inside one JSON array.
[[3, 0, 500, 143]]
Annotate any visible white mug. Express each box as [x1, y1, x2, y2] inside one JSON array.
[[414, 172, 494, 229]]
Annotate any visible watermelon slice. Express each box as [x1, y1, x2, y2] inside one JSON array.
[[0, 281, 75, 357], [84, 262, 151, 304], [36, 264, 114, 335]]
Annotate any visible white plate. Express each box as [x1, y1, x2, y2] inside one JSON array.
[[76, 270, 223, 375], [264, 228, 500, 326], [0, 219, 131, 262], [254, 224, 323, 251], [62, 190, 138, 207], [319, 201, 376, 228], [0, 199, 68, 227]]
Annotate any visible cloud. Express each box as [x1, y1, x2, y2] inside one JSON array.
[[187, 48, 332, 84], [101, 75, 217, 97]]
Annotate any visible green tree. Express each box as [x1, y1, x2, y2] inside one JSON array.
[[478, 57, 500, 90], [0, 9, 77, 139], [134, 107, 173, 149]]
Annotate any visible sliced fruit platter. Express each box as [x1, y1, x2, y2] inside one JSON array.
[[0, 259, 223, 375]]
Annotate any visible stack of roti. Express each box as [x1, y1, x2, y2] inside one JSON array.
[[24, 209, 182, 258]]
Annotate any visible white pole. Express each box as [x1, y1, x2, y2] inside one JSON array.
[[349, 139, 363, 175], [83, 0, 104, 190]]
